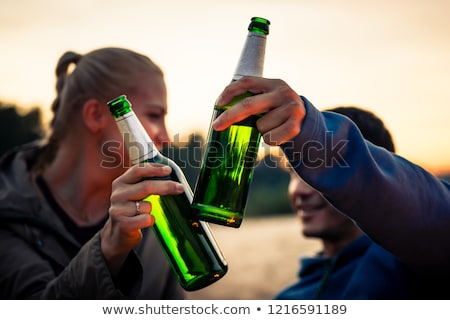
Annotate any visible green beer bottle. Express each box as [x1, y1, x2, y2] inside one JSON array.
[[107, 95, 227, 291], [192, 17, 270, 228]]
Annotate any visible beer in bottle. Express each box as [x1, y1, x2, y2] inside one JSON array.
[[192, 17, 270, 228], [107, 95, 227, 291]]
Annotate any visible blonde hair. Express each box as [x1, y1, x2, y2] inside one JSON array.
[[37, 47, 163, 170]]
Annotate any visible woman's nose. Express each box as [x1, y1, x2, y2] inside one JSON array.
[[152, 126, 170, 150]]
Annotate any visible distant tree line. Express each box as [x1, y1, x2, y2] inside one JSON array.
[[0, 101, 45, 157], [3, 101, 448, 217], [0, 101, 292, 217]]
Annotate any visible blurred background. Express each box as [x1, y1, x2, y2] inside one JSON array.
[[2, 0, 450, 173], [1, 0, 449, 299]]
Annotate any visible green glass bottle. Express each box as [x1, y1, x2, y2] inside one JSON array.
[[107, 95, 227, 291], [192, 17, 270, 228]]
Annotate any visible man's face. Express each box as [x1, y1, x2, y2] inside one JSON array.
[[288, 173, 357, 240]]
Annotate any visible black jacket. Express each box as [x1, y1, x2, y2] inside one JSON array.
[[0, 143, 184, 299]]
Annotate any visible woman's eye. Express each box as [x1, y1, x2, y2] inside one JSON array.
[[146, 113, 162, 120]]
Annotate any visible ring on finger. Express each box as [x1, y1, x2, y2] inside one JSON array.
[[135, 201, 144, 215]]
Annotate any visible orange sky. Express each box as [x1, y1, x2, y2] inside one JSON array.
[[1, 0, 449, 174]]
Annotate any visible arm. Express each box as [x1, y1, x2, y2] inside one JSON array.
[[44, 233, 143, 299], [284, 97, 450, 272], [0, 227, 141, 299], [101, 162, 183, 276], [214, 76, 450, 273], [0, 163, 183, 299]]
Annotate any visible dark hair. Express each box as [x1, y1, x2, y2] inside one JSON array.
[[325, 106, 395, 152]]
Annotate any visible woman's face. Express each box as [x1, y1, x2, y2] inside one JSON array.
[[102, 72, 170, 171], [126, 72, 170, 151]]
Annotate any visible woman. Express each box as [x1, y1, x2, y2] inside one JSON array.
[[0, 47, 185, 299]]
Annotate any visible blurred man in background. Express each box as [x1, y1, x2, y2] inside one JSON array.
[[275, 106, 412, 299]]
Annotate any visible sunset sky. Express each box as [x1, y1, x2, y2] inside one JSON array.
[[1, 0, 449, 173]]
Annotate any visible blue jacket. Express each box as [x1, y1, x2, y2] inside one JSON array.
[[275, 235, 411, 299], [281, 97, 450, 299]]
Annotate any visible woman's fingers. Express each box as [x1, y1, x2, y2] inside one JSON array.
[[111, 163, 184, 206], [116, 162, 172, 185]]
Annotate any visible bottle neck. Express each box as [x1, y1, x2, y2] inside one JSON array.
[[114, 111, 160, 164], [233, 31, 267, 80]]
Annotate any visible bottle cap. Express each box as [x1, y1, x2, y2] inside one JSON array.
[[107, 95, 132, 118], [248, 17, 270, 35]]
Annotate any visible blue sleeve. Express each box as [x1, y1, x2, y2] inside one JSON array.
[[282, 96, 450, 273]]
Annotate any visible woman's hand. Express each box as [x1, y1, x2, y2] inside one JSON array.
[[100, 163, 184, 275]]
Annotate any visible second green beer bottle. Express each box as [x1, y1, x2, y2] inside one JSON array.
[[192, 17, 270, 228], [107, 95, 227, 291]]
